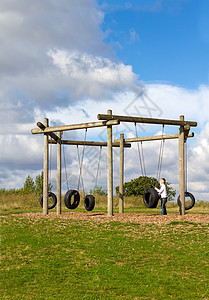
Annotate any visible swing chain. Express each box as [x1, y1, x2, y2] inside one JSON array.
[[62, 136, 69, 191], [77, 128, 87, 196], [95, 146, 102, 188], [185, 141, 188, 192], [135, 122, 146, 177], [156, 124, 165, 181], [49, 136, 53, 190]]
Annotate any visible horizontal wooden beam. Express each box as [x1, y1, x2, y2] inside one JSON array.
[[48, 139, 131, 148], [37, 122, 60, 142], [114, 132, 194, 143], [97, 114, 197, 127], [31, 120, 120, 134]]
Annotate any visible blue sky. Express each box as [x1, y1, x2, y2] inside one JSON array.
[[99, 0, 209, 88]]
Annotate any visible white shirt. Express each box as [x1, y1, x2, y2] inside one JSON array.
[[156, 183, 167, 198]]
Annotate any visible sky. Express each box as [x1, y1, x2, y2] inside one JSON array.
[[0, 0, 209, 201]]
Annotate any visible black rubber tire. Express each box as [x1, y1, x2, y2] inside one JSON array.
[[84, 195, 95, 211], [64, 189, 80, 209], [177, 192, 195, 210], [39, 192, 57, 210], [143, 188, 160, 208]]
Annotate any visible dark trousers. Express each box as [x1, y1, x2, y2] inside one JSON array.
[[161, 198, 167, 215]]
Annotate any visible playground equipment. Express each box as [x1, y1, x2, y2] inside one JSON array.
[[63, 129, 103, 212], [31, 110, 197, 216]]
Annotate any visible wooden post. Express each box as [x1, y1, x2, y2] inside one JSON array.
[[43, 118, 49, 215], [119, 134, 124, 213], [107, 109, 113, 216], [57, 131, 62, 215], [179, 115, 185, 215]]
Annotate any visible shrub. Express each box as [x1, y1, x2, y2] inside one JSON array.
[[89, 185, 108, 196], [115, 176, 176, 201]]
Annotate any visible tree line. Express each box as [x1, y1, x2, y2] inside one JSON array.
[[0, 172, 52, 196]]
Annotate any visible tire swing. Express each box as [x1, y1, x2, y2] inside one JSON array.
[[134, 123, 165, 209], [39, 137, 57, 209], [177, 142, 195, 210], [76, 131, 97, 212], [40, 192, 57, 209], [63, 141, 80, 210], [84, 146, 103, 211]]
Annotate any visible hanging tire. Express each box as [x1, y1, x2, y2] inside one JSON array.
[[143, 188, 160, 208], [39, 192, 57, 210], [177, 192, 195, 210], [84, 195, 95, 211], [64, 189, 80, 209]]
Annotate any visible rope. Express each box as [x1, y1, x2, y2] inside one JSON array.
[[140, 141, 146, 177], [156, 125, 165, 181], [95, 146, 102, 188], [185, 141, 188, 192], [134, 123, 145, 177], [77, 129, 87, 196], [49, 137, 52, 189], [63, 144, 69, 190]]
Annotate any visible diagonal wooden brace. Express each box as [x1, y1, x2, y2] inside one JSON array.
[[37, 122, 60, 143]]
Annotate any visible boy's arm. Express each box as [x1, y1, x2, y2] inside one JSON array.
[[155, 186, 164, 194]]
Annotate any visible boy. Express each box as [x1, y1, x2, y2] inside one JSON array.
[[155, 178, 167, 215]]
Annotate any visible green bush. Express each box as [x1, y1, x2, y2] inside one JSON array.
[[116, 176, 176, 201], [89, 185, 108, 196]]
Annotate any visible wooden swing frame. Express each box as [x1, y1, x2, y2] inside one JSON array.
[[31, 110, 197, 216]]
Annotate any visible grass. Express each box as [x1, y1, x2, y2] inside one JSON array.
[[1, 193, 209, 299], [1, 216, 209, 299], [0, 192, 209, 215]]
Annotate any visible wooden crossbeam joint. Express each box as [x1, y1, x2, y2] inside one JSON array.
[[37, 122, 60, 142], [184, 124, 191, 142]]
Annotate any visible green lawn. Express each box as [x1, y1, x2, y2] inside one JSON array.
[[1, 215, 209, 299]]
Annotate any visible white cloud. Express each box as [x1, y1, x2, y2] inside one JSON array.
[[47, 49, 138, 99], [0, 0, 141, 130]]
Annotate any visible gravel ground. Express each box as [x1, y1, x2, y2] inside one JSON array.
[[7, 212, 209, 225]]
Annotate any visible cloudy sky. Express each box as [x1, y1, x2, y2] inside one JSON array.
[[1, 0, 209, 201]]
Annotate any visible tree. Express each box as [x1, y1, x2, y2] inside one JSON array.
[[89, 185, 107, 196], [24, 174, 35, 193], [115, 176, 176, 201], [35, 171, 53, 195]]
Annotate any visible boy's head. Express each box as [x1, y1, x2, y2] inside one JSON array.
[[160, 178, 166, 185]]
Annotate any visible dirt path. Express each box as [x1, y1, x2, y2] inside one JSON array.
[[6, 212, 209, 225]]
